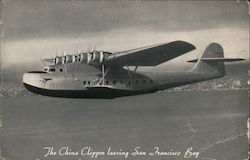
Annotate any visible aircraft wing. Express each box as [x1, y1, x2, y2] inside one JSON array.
[[104, 41, 196, 66]]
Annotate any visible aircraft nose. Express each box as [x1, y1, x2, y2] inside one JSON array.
[[22, 72, 42, 86]]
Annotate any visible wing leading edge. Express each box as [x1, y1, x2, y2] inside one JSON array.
[[104, 40, 196, 66]]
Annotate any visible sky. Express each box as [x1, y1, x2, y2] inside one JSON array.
[[1, 0, 249, 71]]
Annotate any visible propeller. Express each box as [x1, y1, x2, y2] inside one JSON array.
[[87, 45, 97, 53]]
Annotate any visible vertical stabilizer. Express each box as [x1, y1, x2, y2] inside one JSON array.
[[191, 43, 225, 76]]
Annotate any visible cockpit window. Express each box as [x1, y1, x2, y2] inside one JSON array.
[[49, 68, 56, 72]]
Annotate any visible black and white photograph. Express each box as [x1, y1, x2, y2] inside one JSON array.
[[0, 0, 249, 160]]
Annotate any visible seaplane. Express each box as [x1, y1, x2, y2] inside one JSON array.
[[22, 40, 244, 98]]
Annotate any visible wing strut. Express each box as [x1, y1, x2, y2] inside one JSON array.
[[97, 64, 111, 86], [102, 65, 105, 85], [132, 66, 139, 75], [126, 66, 133, 89], [125, 65, 139, 89]]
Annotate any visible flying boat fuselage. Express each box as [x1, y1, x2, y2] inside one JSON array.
[[22, 41, 244, 98]]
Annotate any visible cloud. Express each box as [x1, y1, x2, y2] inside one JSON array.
[[3, 1, 249, 40]]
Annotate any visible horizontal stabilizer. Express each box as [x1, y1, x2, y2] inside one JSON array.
[[188, 58, 245, 63]]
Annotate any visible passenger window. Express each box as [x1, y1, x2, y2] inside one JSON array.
[[135, 80, 138, 84], [142, 80, 146, 83], [59, 68, 63, 72], [106, 80, 109, 85], [83, 81, 86, 85], [88, 81, 91, 85], [113, 80, 116, 84], [150, 80, 153, 83]]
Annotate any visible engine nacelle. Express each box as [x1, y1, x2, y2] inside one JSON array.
[[55, 56, 63, 65], [87, 51, 110, 65], [79, 53, 88, 63], [72, 55, 78, 63], [65, 55, 73, 63], [62, 55, 73, 64], [62, 56, 66, 64], [51, 51, 111, 66]]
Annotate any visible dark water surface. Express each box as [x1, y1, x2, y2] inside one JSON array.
[[1, 90, 248, 160]]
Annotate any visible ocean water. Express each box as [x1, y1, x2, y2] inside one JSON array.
[[1, 90, 248, 160]]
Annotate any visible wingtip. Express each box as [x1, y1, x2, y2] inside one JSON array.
[[174, 40, 196, 50]]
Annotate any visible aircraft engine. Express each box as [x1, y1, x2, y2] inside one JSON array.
[[55, 56, 63, 65], [62, 56, 67, 64], [79, 53, 88, 63], [51, 52, 112, 66], [65, 55, 73, 63], [72, 55, 78, 63], [87, 51, 111, 65]]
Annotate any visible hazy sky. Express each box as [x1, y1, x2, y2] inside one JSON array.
[[2, 0, 249, 70]]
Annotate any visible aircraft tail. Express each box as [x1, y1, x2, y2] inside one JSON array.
[[189, 43, 244, 76]]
